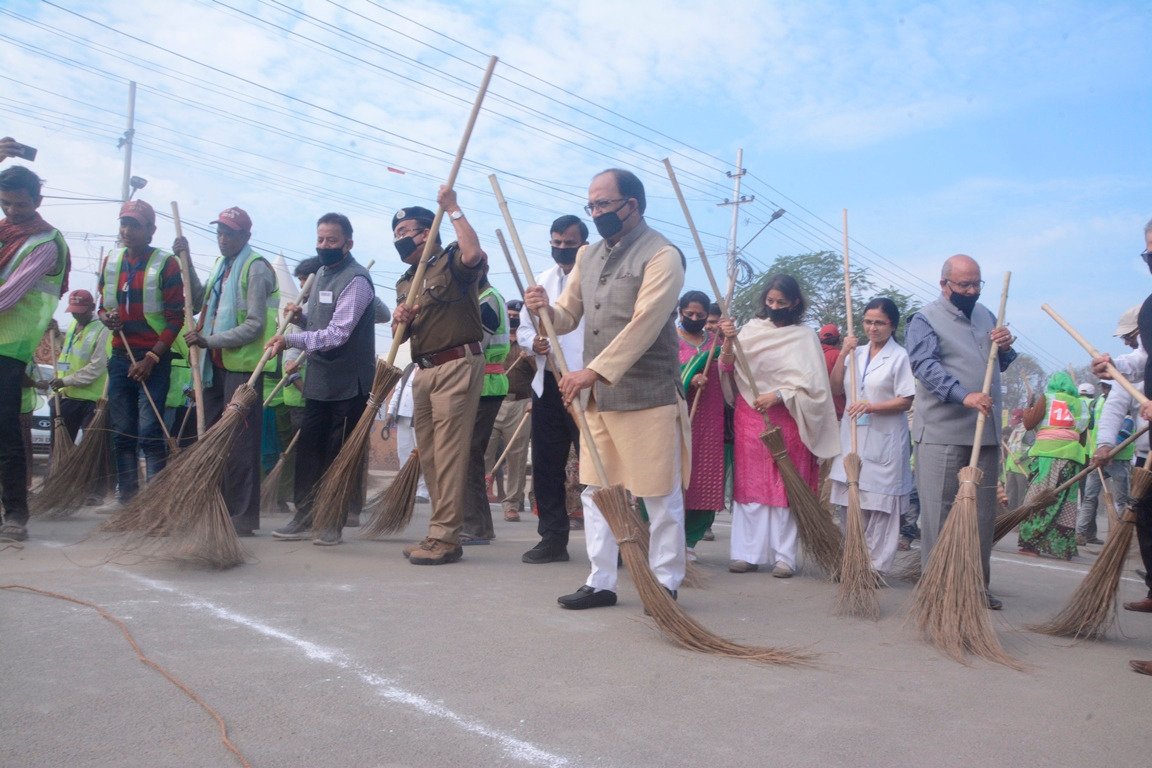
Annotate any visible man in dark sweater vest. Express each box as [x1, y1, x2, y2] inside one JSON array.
[[267, 212, 376, 546]]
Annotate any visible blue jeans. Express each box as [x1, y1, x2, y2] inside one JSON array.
[[108, 352, 171, 502]]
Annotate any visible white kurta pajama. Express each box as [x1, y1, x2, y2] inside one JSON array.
[[828, 336, 916, 574]]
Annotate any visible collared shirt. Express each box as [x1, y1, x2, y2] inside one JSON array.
[[516, 262, 584, 396], [98, 249, 185, 353], [284, 274, 373, 354]]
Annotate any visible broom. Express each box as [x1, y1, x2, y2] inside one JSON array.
[[908, 272, 1021, 669], [834, 209, 879, 619], [31, 382, 112, 519], [309, 56, 499, 540], [260, 428, 300, 516], [492, 175, 810, 664], [993, 425, 1149, 543], [100, 275, 317, 561], [1026, 304, 1152, 638], [171, 202, 206, 438], [46, 332, 76, 475], [359, 449, 421, 539], [664, 159, 842, 577]]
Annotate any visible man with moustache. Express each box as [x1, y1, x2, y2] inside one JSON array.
[[391, 187, 487, 566], [525, 169, 689, 609], [905, 253, 1016, 610], [267, 212, 375, 546], [45, 289, 109, 441], [516, 215, 588, 563]]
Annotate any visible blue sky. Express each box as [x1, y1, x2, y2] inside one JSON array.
[[3, 0, 1149, 371]]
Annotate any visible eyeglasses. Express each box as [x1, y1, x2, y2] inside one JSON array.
[[583, 198, 628, 216], [862, 319, 891, 328], [945, 278, 984, 291], [394, 227, 426, 241]]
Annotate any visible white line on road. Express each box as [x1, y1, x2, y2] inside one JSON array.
[[115, 570, 573, 768], [991, 553, 1144, 583]]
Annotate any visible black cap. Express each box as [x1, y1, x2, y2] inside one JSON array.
[[392, 206, 435, 231], [507, 299, 524, 311]]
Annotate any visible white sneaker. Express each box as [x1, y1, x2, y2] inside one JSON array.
[[772, 561, 794, 579]]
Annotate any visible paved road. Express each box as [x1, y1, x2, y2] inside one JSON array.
[[2, 502, 1149, 768]]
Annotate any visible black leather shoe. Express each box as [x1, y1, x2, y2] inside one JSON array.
[[522, 541, 569, 564], [271, 513, 313, 540], [557, 585, 617, 610], [986, 592, 1003, 611]]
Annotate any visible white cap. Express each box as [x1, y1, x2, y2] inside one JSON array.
[[1114, 306, 1139, 336], [1078, 383, 1095, 396]]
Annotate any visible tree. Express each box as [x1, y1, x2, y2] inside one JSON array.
[[729, 251, 922, 342], [1001, 353, 1047, 410]]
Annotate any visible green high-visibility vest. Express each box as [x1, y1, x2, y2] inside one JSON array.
[[101, 247, 171, 338], [201, 248, 280, 373], [479, 285, 509, 398], [58, 320, 108, 402], [0, 229, 68, 363]]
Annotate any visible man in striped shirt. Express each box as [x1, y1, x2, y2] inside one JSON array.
[[97, 199, 190, 503]]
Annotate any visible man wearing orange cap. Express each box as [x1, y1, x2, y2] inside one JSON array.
[[98, 199, 189, 504], [178, 206, 277, 536], [45, 289, 109, 441], [0, 161, 71, 542]]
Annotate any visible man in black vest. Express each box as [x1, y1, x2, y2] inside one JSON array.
[[266, 212, 376, 546]]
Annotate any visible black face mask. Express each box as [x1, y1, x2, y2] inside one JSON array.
[[593, 203, 631, 239], [949, 291, 979, 317], [551, 246, 580, 265], [509, 317, 520, 331], [680, 317, 706, 334], [317, 247, 345, 266], [765, 307, 793, 325], [394, 236, 419, 261]]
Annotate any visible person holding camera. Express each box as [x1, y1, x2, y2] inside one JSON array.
[[0, 153, 71, 542]]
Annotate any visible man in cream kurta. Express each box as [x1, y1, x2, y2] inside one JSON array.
[[525, 168, 689, 610]]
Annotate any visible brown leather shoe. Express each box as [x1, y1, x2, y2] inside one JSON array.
[[1123, 597, 1152, 613], [403, 537, 436, 558], [409, 538, 464, 565], [1129, 660, 1152, 676]]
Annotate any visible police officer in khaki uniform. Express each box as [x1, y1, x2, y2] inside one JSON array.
[[391, 186, 487, 565]]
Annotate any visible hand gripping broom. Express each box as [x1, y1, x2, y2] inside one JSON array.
[[491, 174, 812, 665], [99, 274, 317, 568], [833, 210, 880, 619], [664, 159, 842, 577], [1027, 304, 1152, 639], [309, 57, 500, 540], [907, 272, 1022, 669]]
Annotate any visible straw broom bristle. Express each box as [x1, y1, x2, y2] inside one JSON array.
[[761, 426, 842, 577], [48, 415, 77, 477], [101, 385, 257, 569], [595, 485, 816, 665], [907, 466, 1023, 669], [310, 360, 400, 535], [32, 398, 110, 519], [993, 488, 1057, 544], [1028, 467, 1151, 639], [619, 496, 707, 588], [835, 453, 880, 619], [260, 430, 300, 516], [359, 450, 421, 538]]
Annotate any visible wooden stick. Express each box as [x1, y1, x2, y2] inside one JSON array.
[[170, 202, 206, 437], [387, 56, 498, 368], [117, 330, 175, 445], [687, 340, 715, 424], [966, 272, 1011, 468], [489, 405, 532, 476], [842, 209, 858, 453], [1041, 304, 1149, 405]]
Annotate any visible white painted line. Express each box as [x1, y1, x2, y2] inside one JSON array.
[[115, 570, 572, 768], [991, 554, 1144, 584]]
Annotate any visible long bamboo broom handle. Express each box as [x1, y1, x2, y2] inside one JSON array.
[[1041, 304, 1150, 406], [251, 272, 317, 390], [48, 330, 66, 423], [387, 56, 498, 368], [489, 405, 532, 475], [489, 174, 612, 488], [966, 272, 1011, 469], [663, 159, 763, 403], [494, 227, 562, 377], [1031, 423, 1151, 502], [279, 428, 302, 460], [687, 338, 714, 424], [842, 208, 859, 456], [117, 330, 174, 443], [170, 201, 207, 437]]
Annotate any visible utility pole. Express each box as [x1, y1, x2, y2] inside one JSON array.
[[119, 81, 136, 202], [717, 148, 752, 301]]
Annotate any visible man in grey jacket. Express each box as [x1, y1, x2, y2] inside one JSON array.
[[905, 254, 1016, 610]]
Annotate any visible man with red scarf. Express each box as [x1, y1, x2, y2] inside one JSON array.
[[0, 150, 71, 542]]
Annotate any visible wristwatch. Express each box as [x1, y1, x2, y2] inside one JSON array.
[[449, 209, 464, 221]]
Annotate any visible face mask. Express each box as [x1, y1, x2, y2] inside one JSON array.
[[680, 317, 706, 334], [317, 247, 345, 266], [509, 317, 520, 330], [551, 246, 579, 265], [949, 291, 979, 317], [394, 236, 419, 261], [592, 203, 631, 239], [765, 306, 792, 325]]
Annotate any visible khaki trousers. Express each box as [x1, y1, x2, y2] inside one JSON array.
[[413, 353, 483, 543], [483, 396, 531, 512]]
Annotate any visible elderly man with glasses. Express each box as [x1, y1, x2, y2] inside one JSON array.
[[904, 253, 1017, 610]]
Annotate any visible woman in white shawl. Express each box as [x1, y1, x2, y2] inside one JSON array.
[[827, 297, 915, 576], [718, 275, 840, 577]]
